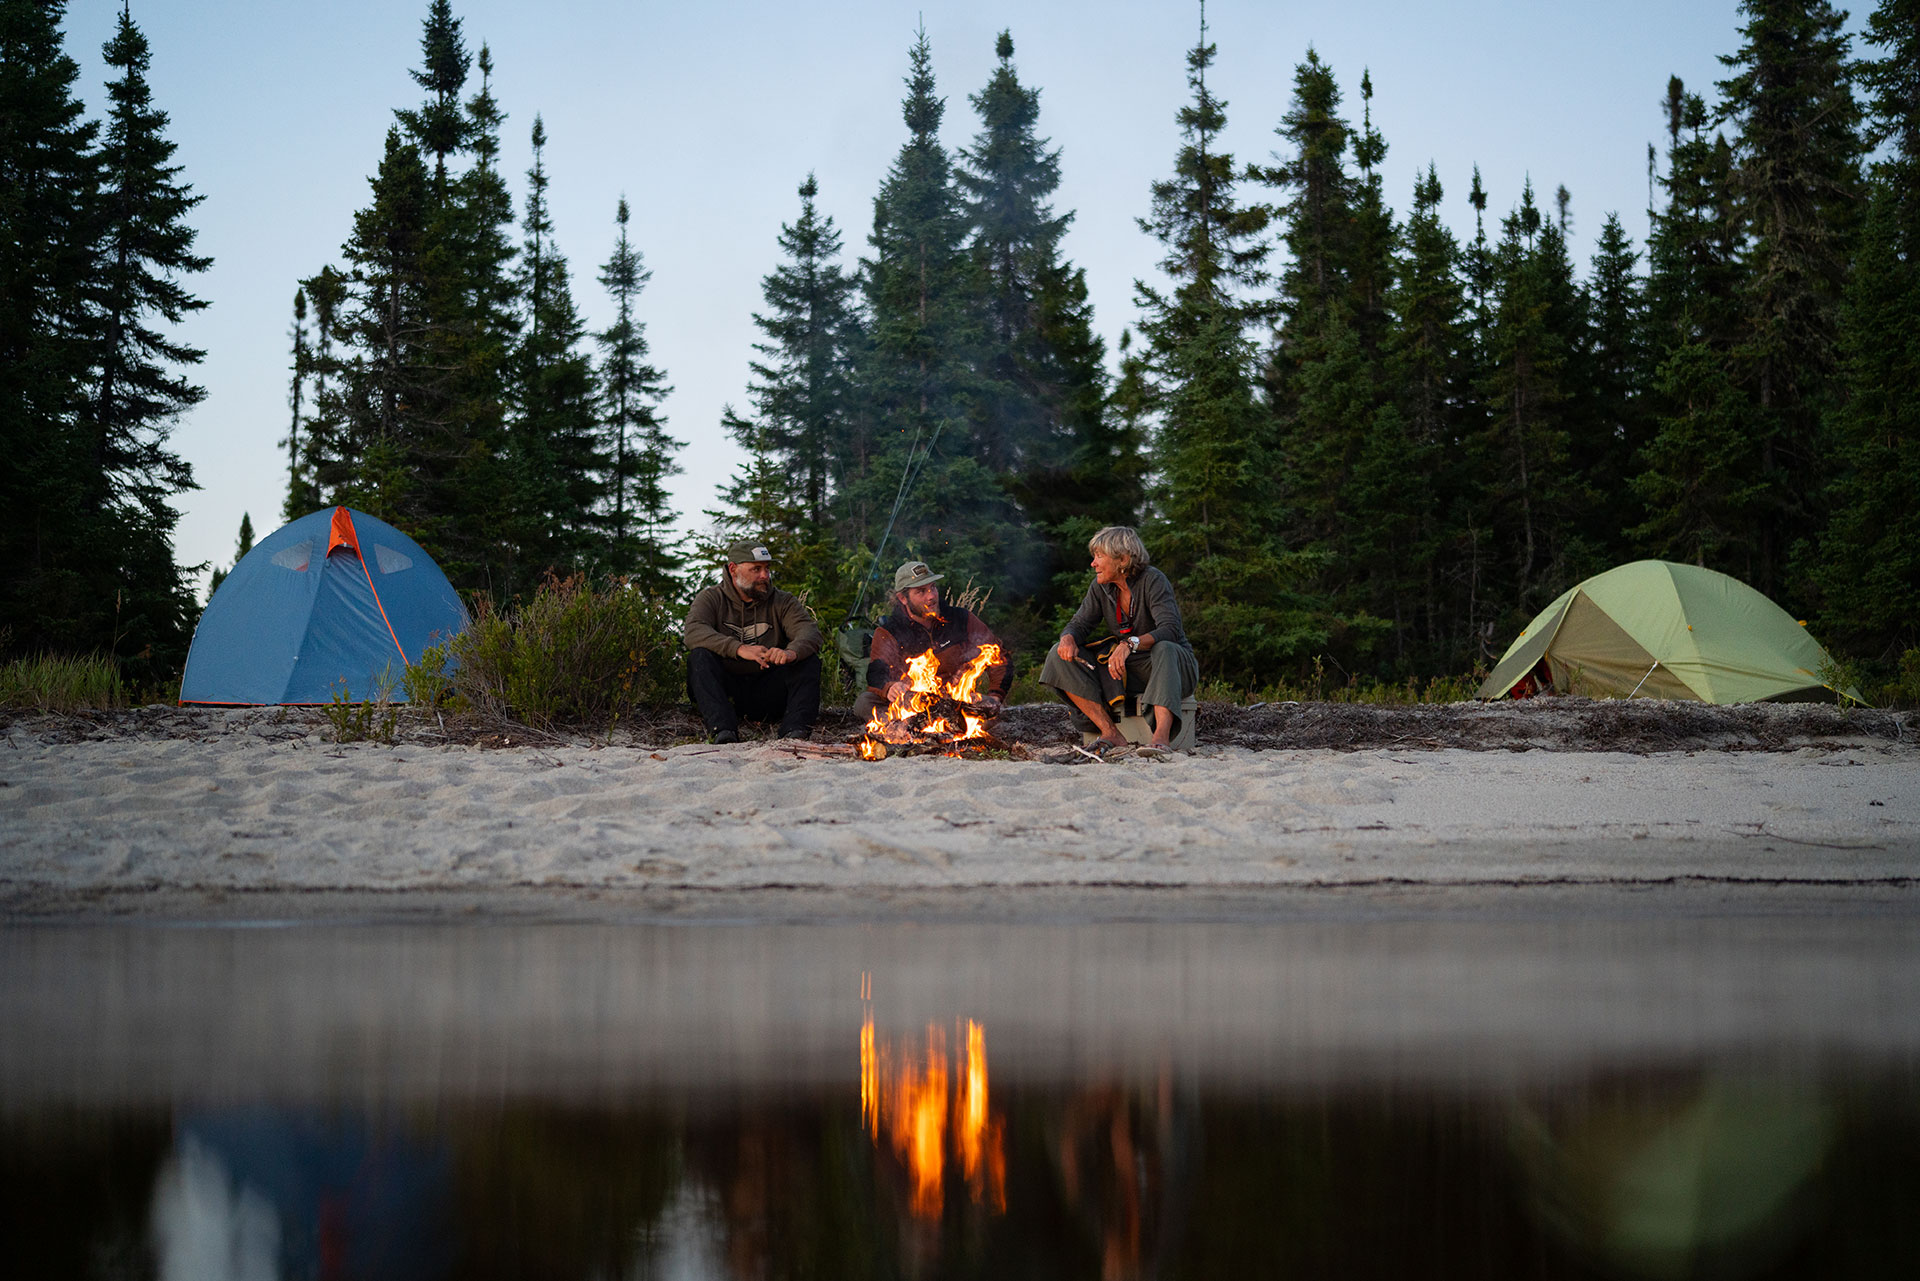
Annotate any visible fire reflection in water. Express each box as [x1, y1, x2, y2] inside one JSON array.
[[859, 974, 1006, 1222]]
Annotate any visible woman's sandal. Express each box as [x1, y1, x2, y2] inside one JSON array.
[[1135, 742, 1174, 758], [1079, 735, 1130, 760]]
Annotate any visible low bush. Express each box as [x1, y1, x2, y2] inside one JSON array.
[[446, 575, 684, 726], [0, 652, 125, 711], [325, 672, 398, 744]]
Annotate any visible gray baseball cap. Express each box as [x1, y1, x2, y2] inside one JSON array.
[[892, 560, 943, 592], [724, 539, 773, 564]]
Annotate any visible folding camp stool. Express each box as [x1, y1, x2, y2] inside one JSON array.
[[1081, 692, 1198, 751]]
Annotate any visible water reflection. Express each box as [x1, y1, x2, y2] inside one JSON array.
[[5, 1073, 1914, 1278], [859, 974, 1006, 1224], [5, 916, 1919, 1276]]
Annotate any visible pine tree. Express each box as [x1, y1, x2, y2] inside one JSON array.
[[505, 114, 603, 594], [1478, 181, 1581, 613], [282, 287, 318, 517], [851, 26, 1019, 611], [956, 30, 1115, 613], [333, 127, 436, 520], [1716, 0, 1864, 591], [1382, 164, 1469, 666], [290, 264, 348, 519], [1806, 0, 1920, 660], [1135, 9, 1338, 680], [77, 3, 207, 676], [394, 0, 471, 194], [595, 196, 679, 593], [1257, 54, 1367, 557], [207, 512, 254, 598], [1636, 88, 1758, 571], [742, 174, 862, 531], [0, 0, 102, 657], [1578, 212, 1648, 549]]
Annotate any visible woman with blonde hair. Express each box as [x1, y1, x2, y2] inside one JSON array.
[[1039, 526, 1199, 754]]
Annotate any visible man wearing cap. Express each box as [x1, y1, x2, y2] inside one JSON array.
[[855, 560, 1012, 723], [683, 539, 824, 743]]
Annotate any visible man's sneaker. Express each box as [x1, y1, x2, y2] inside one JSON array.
[[710, 728, 740, 744], [777, 727, 812, 741]]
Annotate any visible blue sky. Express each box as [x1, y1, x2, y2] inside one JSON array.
[[59, 0, 1786, 591]]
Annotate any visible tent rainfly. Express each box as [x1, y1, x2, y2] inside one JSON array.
[[180, 506, 467, 705], [1476, 560, 1860, 705]]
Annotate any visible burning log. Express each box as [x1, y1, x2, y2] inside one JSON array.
[[859, 642, 1008, 759]]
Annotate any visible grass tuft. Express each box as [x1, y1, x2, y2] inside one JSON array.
[[0, 652, 125, 712]]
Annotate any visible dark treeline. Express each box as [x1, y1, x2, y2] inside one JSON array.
[[1, 0, 206, 687], [7, 0, 1919, 693], [283, 0, 682, 603], [718, 0, 1920, 687]]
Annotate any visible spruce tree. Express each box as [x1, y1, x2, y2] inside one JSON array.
[[595, 196, 679, 593], [394, 0, 471, 194], [207, 512, 254, 598], [1579, 212, 1649, 548], [282, 287, 318, 517], [743, 174, 862, 531], [956, 30, 1116, 616], [1478, 181, 1582, 612], [333, 127, 435, 520], [1716, 0, 1864, 591], [79, 3, 207, 676], [290, 264, 349, 520], [506, 115, 603, 594], [852, 26, 1018, 611], [1636, 89, 1758, 571], [1806, 0, 1920, 660], [1383, 164, 1469, 666], [1135, 11, 1337, 680], [0, 0, 103, 656]]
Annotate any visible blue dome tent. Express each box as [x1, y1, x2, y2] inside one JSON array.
[[180, 507, 468, 704]]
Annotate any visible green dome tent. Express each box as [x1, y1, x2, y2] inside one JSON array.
[[1477, 560, 1860, 704]]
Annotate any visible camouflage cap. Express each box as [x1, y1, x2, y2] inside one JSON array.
[[892, 560, 943, 592], [723, 539, 774, 564]]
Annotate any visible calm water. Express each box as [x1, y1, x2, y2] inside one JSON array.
[[5, 904, 1918, 1279]]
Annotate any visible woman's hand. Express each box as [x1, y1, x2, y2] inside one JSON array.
[[1106, 642, 1128, 681], [1056, 634, 1079, 662]]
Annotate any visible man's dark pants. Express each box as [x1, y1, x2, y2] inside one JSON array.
[[685, 648, 821, 738]]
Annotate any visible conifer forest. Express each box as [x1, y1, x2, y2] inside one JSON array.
[[5, 0, 1919, 695]]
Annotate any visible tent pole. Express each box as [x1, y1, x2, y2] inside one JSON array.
[[1627, 661, 1659, 699]]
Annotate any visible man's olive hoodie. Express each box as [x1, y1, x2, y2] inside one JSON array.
[[683, 573, 823, 673]]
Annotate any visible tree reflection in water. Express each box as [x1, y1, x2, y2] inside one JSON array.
[[4, 1077, 1919, 1277]]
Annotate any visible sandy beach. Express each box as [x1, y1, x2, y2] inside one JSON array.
[[3, 703, 1916, 918]]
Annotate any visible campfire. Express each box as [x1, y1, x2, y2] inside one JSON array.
[[857, 641, 1006, 759]]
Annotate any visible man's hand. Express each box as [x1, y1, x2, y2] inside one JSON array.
[[1056, 634, 1079, 662], [1106, 643, 1128, 681], [765, 647, 795, 666], [886, 679, 910, 703], [736, 644, 786, 668]]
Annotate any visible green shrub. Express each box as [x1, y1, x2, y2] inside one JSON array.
[[325, 673, 397, 744], [447, 575, 683, 726], [0, 652, 125, 711], [402, 640, 458, 712], [1873, 649, 1920, 710]]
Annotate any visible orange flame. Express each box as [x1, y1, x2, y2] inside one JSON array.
[[860, 997, 1006, 1220], [861, 643, 1004, 755]]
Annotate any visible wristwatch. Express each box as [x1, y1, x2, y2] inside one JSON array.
[[1126, 635, 1141, 652]]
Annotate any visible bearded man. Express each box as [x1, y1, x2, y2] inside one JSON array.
[[683, 539, 823, 743], [854, 560, 1011, 723]]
